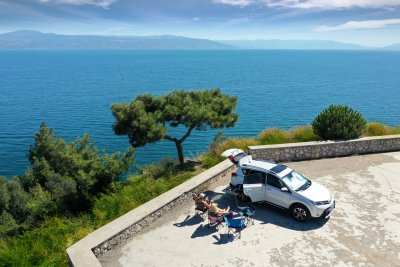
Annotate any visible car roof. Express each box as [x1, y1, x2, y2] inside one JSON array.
[[240, 159, 292, 178]]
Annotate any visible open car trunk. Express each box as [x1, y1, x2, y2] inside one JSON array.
[[221, 148, 252, 166]]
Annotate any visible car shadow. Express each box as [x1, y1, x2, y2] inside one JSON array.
[[252, 202, 328, 231], [223, 192, 328, 232]]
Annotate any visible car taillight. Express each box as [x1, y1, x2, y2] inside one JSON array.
[[228, 155, 234, 161], [231, 172, 237, 177]]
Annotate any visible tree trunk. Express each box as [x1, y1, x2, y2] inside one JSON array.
[[163, 127, 193, 165], [175, 141, 184, 165]]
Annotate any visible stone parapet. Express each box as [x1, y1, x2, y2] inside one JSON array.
[[248, 135, 400, 162]]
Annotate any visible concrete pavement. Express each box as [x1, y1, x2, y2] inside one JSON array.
[[99, 152, 400, 267]]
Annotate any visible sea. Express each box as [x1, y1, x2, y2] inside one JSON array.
[[1, 50, 399, 178]]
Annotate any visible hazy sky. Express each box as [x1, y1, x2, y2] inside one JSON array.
[[1, 0, 400, 46]]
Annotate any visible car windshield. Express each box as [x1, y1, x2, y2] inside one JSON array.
[[282, 171, 311, 191]]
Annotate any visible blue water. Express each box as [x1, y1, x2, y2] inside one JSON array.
[[1, 50, 399, 177]]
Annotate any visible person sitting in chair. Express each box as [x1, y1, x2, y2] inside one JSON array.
[[209, 200, 231, 216], [192, 193, 210, 213]]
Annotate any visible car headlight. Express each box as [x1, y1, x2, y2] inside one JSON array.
[[313, 200, 330, 206]]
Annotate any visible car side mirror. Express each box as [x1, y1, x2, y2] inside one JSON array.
[[281, 187, 289, 193]]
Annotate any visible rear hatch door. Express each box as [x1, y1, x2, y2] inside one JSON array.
[[221, 148, 251, 166]]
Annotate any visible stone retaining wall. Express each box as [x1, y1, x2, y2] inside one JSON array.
[[248, 135, 400, 162], [67, 159, 234, 267]]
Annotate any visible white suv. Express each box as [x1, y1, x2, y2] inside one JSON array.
[[222, 149, 335, 222]]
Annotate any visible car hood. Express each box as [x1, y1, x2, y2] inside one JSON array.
[[297, 181, 331, 202]]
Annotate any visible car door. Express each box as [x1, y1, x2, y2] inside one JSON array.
[[243, 173, 266, 203], [265, 173, 291, 208]]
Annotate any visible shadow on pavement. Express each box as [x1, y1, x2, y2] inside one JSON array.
[[191, 224, 221, 238], [251, 203, 328, 231], [185, 189, 328, 242], [210, 191, 328, 232], [173, 214, 204, 227]]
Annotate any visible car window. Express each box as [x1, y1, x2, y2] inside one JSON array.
[[267, 174, 284, 189], [241, 168, 250, 175], [244, 173, 265, 184], [248, 170, 266, 178], [232, 152, 248, 165]]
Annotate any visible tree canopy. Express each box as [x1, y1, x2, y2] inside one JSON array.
[[0, 123, 135, 235], [112, 88, 238, 164]]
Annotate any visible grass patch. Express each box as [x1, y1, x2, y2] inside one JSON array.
[[0, 216, 94, 267], [364, 122, 400, 136], [258, 125, 319, 144]]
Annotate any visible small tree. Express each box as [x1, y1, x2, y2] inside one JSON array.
[[112, 88, 238, 164], [312, 105, 367, 140], [23, 122, 135, 213]]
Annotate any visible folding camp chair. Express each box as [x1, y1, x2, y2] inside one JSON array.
[[235, 195, 256, 226], [237, 207, 255, 226], [193, 193, 209, 219], [224, 215, 246, 239], [207, 211, 224, 229]]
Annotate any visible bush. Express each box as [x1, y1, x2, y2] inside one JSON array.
[[258, 128, 289, 144], [312, 105, 366, 140], [137, 157, 179, 179], [364, 122, 400, 136], [290, 125, 320, 142], [258, 125, 319, 144]]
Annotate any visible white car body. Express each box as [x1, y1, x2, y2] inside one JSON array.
[[222, 148, 335, 222]]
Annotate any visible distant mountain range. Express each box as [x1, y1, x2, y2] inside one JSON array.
[[0, 30, 399, 50], [385, 43, 400, 50], [218, 39, 369, 50], [0, 30, 232, 50]]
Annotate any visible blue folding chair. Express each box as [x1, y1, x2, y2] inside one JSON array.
[[235, 195, 256, 226], [238, 207, 255, 226], [224, 216, 246, 239]]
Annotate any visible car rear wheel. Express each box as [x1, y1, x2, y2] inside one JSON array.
[[237, 192, 251, 203], [291, 204, 310, 222]]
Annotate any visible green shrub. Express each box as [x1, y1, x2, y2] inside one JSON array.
[[0, 216, 94, 267], [312, 105, 367, 140], [258, 125, 319, 144], [289, 125, 320, 142], [258, 128, 290, 144], [137, 157, 179, 179], [364, 122, 400, 136]]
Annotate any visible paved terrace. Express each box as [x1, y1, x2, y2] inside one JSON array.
[[99, 152, 400, 267]]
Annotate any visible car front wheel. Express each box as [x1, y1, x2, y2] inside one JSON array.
[[291, 204, 310, 222]]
